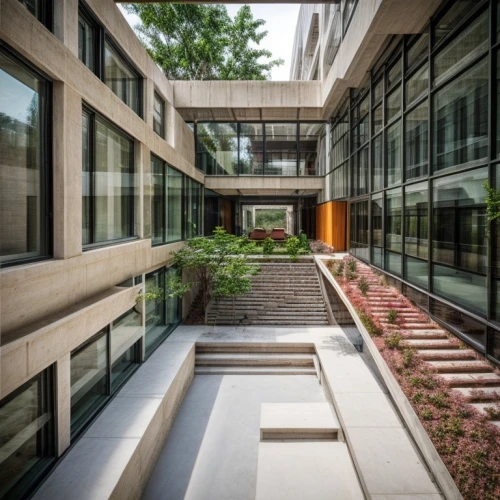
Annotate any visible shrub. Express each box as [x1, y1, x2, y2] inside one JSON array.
[[384, 333, 401, 349], [285, 236, 302, 261], [299, 233, 311, 253], [262, 237, 275, 255], [484, 401, 500, 420], [387, 308, 399, 324], [333, 261, 344, 277], [402, 348, 415, 368], [357, 310, 383, 336], [358, 276, 369, 296], [346, 258, 357, 273]]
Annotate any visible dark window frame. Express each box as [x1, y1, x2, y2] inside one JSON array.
[[18, 0, 54, 31], [153, 91, 165, 138], [0, 43, 53, 268]]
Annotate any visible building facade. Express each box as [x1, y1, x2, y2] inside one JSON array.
[[0, 0, 499, 498]]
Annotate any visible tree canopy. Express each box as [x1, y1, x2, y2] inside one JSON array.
[[125, 4, 284, 80]]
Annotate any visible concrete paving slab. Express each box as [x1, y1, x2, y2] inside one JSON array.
[[260, 402, 339, 439], [255, 441, 364, 500], [348, 427, 438, 495]]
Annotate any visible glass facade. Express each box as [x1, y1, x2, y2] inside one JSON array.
[[145, 266, 181, 357], [0, 367, 55, 499], [194, 122, 325, 176], [329, 0, 499, 362], [0, 49, 50, 266], [153, 92, 164, 138], [82, 109, 135, 246]]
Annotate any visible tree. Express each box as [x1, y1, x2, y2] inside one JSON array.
[[168, 227, 259, 320], [125, 4, 284, 80]]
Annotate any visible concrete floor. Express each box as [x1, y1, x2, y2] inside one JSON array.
[[143, 374, 337, 500]]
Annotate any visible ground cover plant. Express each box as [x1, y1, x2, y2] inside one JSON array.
[[326, 257, 500, 500]]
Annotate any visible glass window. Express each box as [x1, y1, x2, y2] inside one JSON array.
[[111, 308, 141, 391], [82, 111, 135, 246], [432, 168, 487, 315], [78, 11, 96, 72], [153, 92, 164, 138], [373, 105, 382, 135], [185, 177, 203, 239], [372, 194, 383, 247], [352, 146, 368, 197], [104, 40, 141, 115], [405, 101, 428, 180], [407, 33, 429, 69], [386, 85, 401, 122], [299, 123, 323, 176], [342, 0, 358, 36], [350, 200, 368, 261], [151, 156, 165, 246], [387, 59, 402, 88], [18, 0, 51, 28], [372, 133, 383, 192], [406, 63, 428, 106], [0, 369, 55, 499], [265, 123, 298, 176], [434, 11, 488, 87], [197, 122, 238, 175], [497, 51, 500, 158], [433, 59, 488, 173], [385, 189, 402, 254], [71, 332, 108, 439], [240, 123, 263, 175], [404, 182, 428, 288], [434, 1, 482, 45], [145, 267, 181, 357], [166, 166, 183, 242], [373, 77, 383, 103], [0, 50, 50, 265], [386, 121, 401, 187]]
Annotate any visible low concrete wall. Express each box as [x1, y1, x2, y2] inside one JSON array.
[[315, 256, 463, 500]]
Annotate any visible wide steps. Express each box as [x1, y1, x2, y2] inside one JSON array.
[[427, 360, 492, 373], [401, 330, 448, 340], [195, 343, 315, 354], [452, 387, 500, 401], [194, 366, 317, 375], [417, 349, 477, 360], [195, 353, 315, 368], [440, 373, 500, 387]]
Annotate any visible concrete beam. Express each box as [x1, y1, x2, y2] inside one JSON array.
[[204, 176, 324, 195], [115, 1, 334, 3]]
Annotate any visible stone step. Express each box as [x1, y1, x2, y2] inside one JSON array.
[[427, 360, 492, 373], [417, 349, 477, 360], [452, 387, 500, 402], [210, 320, 329, 326], [440, 373, 500, 387], [194, 366, 318, 375], [401, 330, 448, 340], [195, 353, 315, 367], [195, 343, 315, 354], [399, 323, 438, 330], [404, 339, 460, 349], [469, 402, 500, 417]]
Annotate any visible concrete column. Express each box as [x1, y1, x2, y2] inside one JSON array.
[[56, 353, 71, 456], [53, 82, 82, 259], [145, 77, 155, 131], [135, 142, 150, 240], [53, 0, 79, 56], [166, 103, 176, 149]]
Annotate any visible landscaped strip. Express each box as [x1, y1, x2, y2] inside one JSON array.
[[321, 256, 500, 500]]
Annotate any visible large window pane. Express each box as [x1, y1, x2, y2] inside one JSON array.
[[153, 92, 164, 138], [166, 166, 183, 242], [104, 41, 140, 115], [265, 123, 297, 176], [352, 146, 368, 196], [386, 189, 402, 255], [93, 118, 134, 244], [434, 1, 479, 44], [197, 123, 238, 175], [406, 63, 428, 106], [185, 177, 203, 239], [299, 123, 324, 176], [240, 124, 263, 175], [407, 33, 429, 69], [372, 194, 383, 247], [0, 51, 48, 264], [432, 168, 487, 315], [405, 182, 428, 260], [434, 59, 488, 173], [78, 12, 95, 72], [372, 133, 383, 192], [111, 308, 141, 391], [0, 370, 55, 499], [405, 101, 428, 180], [350, 200, 368, 261], [151, 156, 165, 245], [71, 332, 108, 438], [386, 85, 401, 122], [386, 121, 401, 187], [434, 11, 488, 86]]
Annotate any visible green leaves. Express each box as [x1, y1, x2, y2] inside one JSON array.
[[126, 4, 283, 80], [484, 180, 500, 226]]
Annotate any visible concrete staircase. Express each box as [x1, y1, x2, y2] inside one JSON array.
[[353, 262, 500, 428], [206, 262, 329, 326], [195, 343, 320, 376]]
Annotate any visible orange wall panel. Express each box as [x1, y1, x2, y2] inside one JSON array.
[[316, 201, 347, 251]]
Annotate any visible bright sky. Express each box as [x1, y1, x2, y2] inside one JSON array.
[[118, 4, 300, 81]]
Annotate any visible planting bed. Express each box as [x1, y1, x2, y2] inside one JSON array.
[[325, 257, 500, 500]]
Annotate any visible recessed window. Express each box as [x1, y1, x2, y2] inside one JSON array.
[[18, 0, 52, 30], [82, 108, 135, 247], [405, 100, 428, 180], [0, 367, 55, 499], [153, 92, 165, 137], [0, 48, 51, 266], [185, 177, 204, 239], [78, 9, 96, 73]]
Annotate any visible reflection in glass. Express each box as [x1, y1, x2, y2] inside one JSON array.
[[372, 133, 383, 192], [350, 201, 368, 261], [372, 194, 383, 247], [71, 333, 108, 438], [299, 123, 323, 175], [386, 121, 401, 187], [352, 146, 368, 197], [78, 13, 95, 72], [373, 105, 382, 135], [407, 33, 429, 69], [386, 189, 402, 254], [386, 85, 401, 122], [405, 101, 428, 180], [197, 122, 238, 175], [434, 59, 488, 172], [0, 52, 43, 263], [405, 182, 428, 259], [104, 41, 140, 114], [239, 123, 263, 175], [166, 166, 183, 242], [153, 93, 164, 137], [0, 372, 54, 499], [434, 1, 478, 44], [387, 59, 402, 88], [265, 123, 297, 176], [406, 64, 428, 106], [151, 156, 165, 245]]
